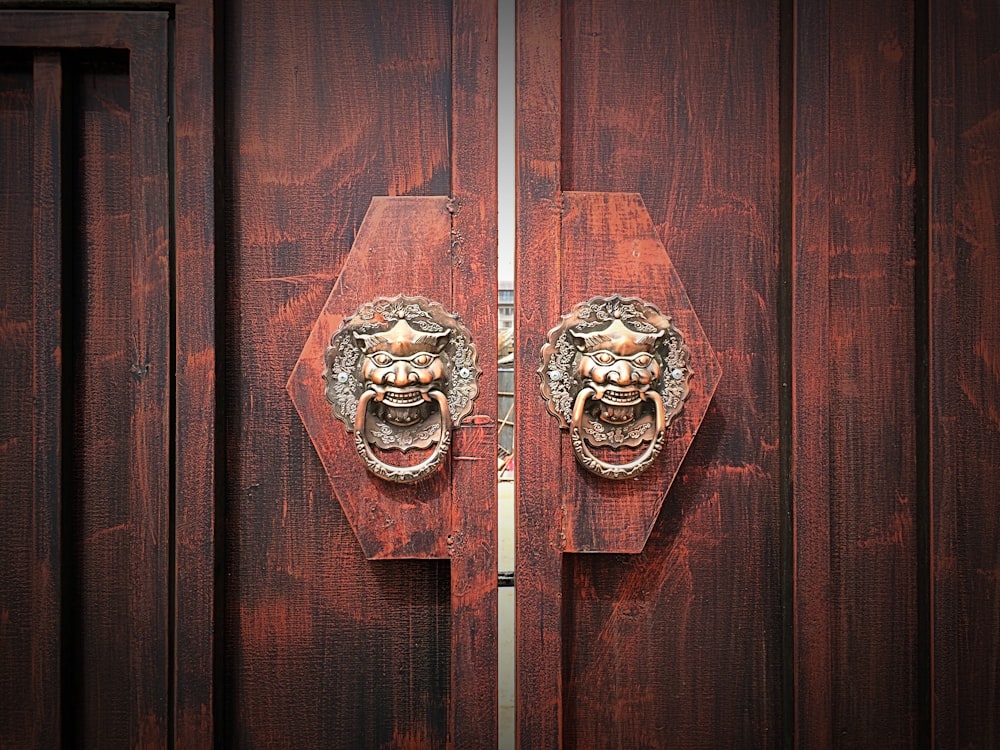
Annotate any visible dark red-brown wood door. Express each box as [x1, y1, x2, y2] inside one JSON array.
[[221, 1, 498, 748], [0, 3, 216, 748], [2, 1, 998, 749], [515, 1, 999, 749]]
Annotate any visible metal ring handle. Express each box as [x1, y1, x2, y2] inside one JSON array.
[[353, 389, 452, 483], [569, 387, 666, 479]]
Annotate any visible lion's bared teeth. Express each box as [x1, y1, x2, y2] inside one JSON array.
[[599, 388, 641, 406], [383, 390, 423, 407]]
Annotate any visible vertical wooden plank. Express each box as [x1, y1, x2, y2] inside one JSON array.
[[555, 0, 781, 746], [794, 0, 921, 745], [68, 48, 139, 747], [828, 2, 919, 745], [449, 0, 499, 746], [0, 14, 178, 748], [515, 0, 565, 747], [127, 20, 172, 748], [30, 51, 63, 750], [0, 52, 37, 748], [172, 0, 218, 743], [791, 0, 833, 746], [63, 18, 172, 745], [0, 49, 61, 750], [930, 1, 1000, 747], [224, 2, 453, 746]]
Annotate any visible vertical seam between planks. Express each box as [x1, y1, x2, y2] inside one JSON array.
[[913, 0, 933, 746], [212, 1, 228, 746], [165, 15, 179, 749], [778, 0, 796, 746], [59, 53, 83, 748]]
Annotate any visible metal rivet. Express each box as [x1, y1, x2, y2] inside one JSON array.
[[671, 368, 684, 380], [548, 370, 562, 381], [337, 371, 349, 383], [459, 367, 471, 379]]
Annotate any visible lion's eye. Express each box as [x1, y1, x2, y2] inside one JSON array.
[[370, 352, 393, 367], [592, 351, 615, 365], [633, 353, 652, 367], [411, 353, 434, 367]]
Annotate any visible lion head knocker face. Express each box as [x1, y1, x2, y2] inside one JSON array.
[[324, 296, 479, 483], [570, 318, 664, 425], [540, 297, 692, 479], [355, 319, 450, 427]]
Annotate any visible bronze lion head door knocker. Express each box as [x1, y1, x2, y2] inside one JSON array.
[[540, 296, 692, 479], [324, 295, 480, 483]]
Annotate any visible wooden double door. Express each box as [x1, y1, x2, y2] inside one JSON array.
[[1, 1, 998, 748]]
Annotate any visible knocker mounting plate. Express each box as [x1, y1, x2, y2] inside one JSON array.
[[536, 191, 722, 553], [540, 296, 692, 479], [287, 195, 491, 560]]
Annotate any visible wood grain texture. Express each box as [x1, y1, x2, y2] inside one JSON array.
[[791, 0, 833, 746], [224, 2, 454, 745], [449, 0, 499, 746], [0, 10, 156, 48], [515, 0, 566, 746], [0, 50, 61, 750], [930, 1, 1000, 746], [126, 30, 173, 745], [171, 0, 218, 744], [793, 1, 922, 746], [61, 21, 172, 746], [556, 0, 781, 747], [29, 51, 62, 750], [0, 12, 201, 747]]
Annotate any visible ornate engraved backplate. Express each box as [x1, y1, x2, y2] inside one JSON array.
[[324, 295, 480, 483], [539, 296, 692, 479]]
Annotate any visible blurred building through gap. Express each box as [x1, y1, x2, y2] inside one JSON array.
[[498, 283, 514, 477]]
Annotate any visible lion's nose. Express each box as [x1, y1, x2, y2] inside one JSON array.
[[607, 361, 634, 384], [389, 362, 416, 385]]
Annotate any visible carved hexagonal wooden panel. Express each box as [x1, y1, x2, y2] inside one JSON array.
[[551, 192, 722, 553], [287, 196, 479, 559]]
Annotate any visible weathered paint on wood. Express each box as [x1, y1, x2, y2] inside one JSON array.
[[65, 22, 172, 745], [0, 7, 214, 746], [448, 1, 500, 746], [790, 0, 833, 745], [225, 1, 497, 745], [288, 197, 457, 559], [557, 191, 722, 554], [794, 1, 923, 746], [517, 0, 781, 746], [0, 48, 62, 750], [223, 1, 453, 739], [559, 1, 782, 745], [1, 1, 998, 747], [515, 0, 566, 746], [930, 1, 1000, 747], [172, 0, 219, 744]]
